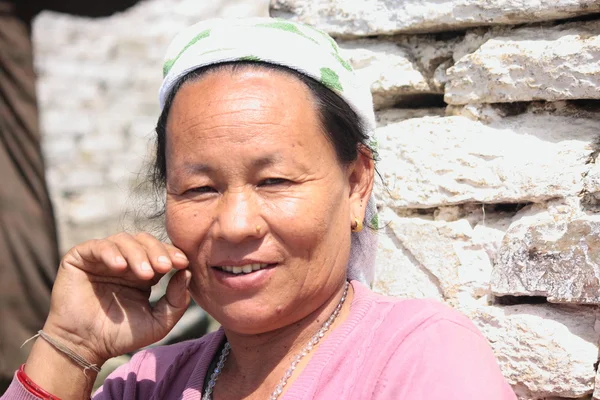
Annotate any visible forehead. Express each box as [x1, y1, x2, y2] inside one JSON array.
[[165, 67, 332, 158], [170, 68, 314, 128]]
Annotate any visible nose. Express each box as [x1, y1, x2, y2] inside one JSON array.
[[213, 189, 263, 243]]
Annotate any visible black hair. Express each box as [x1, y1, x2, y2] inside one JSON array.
[[146, 61, 376, 224]]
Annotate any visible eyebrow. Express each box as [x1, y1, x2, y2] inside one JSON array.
[[182, 154, 284, 176]]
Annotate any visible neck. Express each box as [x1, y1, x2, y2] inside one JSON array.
[[219, 280, 353, 397]]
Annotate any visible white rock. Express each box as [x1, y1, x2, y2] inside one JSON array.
[[376, 108, 445, 127], [372, 225, 444, 301], [583, 161, 600, 212], [373, 208, 504, 307], [594, 368, 600, 400], [340, 36, 457, 109], [374, 112, 598, 208], [446, 21, 600, 104], [447, 101, 600, 123], [340, 40, 437, 109], [491, 207, 600, 304], [269, 0, 600, 36], [468, 304, 600, 398]]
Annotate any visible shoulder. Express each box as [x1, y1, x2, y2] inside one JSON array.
[[352, 280, 481, 340], [95, 330, 223, 398], [130, 330, 222, 379], [349, 283, 515, 398]]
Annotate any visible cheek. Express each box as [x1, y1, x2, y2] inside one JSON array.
[[262, 184, 349, 254], [165, 200, 211, 251]]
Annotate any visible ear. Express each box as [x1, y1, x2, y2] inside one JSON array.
[[347, 147, 375, 224]]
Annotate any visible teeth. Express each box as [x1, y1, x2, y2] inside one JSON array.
[[220, 263, 269, 274]]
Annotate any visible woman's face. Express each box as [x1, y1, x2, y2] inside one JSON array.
[[165, 67, 370, 334]]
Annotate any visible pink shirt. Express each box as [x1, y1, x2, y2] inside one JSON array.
[[3, 281, 516, 399]]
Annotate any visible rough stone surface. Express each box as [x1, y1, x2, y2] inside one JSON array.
[[372, 222, 445, 302], [583, 162, 600, 212], [340, 40, 438, 109], [446, 21, 600, 104], [492, 206, 600, 304], [468, 304, 600, 399], [372, 206, 511, 307], [375, 108, 445, 127], [374, 112, 599, 209], [447, 100, 600, 124], [594, 370, 600, 400], [269, 0, 600, 36], [340, 36, 457, 109]]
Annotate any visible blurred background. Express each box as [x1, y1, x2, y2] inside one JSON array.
[[34, 0, 269, 253]]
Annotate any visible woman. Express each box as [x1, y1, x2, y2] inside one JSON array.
[[2, 18, 516, 400]]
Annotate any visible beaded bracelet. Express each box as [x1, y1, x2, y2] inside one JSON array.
[[17, 364, 63, 400]]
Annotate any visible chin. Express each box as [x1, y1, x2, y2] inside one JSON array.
[[198, 291, 305, 336], [214, 308, 291, 336]]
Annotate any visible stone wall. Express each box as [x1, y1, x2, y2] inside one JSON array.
[[34, 0, 600, 398], [271, 1, 600, 398]]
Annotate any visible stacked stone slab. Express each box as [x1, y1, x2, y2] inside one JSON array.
[[271, 0, 600, 398]]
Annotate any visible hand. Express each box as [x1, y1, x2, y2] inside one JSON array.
[[42, 232, 191, 366]]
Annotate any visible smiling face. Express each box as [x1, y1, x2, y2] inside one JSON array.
[[164, 66, 367, 334]]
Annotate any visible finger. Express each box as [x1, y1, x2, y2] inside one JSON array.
[[162, 242, 190, 270], [66, 239, 128, 274], [134, 232, 175, 275], [109, 232, 157, 280], [151, 269, 191, 334]]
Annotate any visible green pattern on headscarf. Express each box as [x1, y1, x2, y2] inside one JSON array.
[[368, 137, 380, 161], [239, 55, 262, 62], [320, 31, 340, 53], [257, 21, 319, 45], [198, 47, 233, 57], [320, 67, 343, 92], [163, 29, 212, 76], [334, 53, 353, 72], [370, 214, 379, 230]]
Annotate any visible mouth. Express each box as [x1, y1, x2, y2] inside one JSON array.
[[213, 263, 275, 275]]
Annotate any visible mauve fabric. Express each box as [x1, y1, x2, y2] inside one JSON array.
[[2, 281, 517, 399]]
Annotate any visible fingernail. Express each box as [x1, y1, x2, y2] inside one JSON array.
[[174, 252, 188, 261], [185, 273, 191, 288], [115, 256, 126, 265], [157, 256, 171, 265], [140, 261, 152, 271]]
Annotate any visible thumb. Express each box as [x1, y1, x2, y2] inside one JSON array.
[[152, 269, 192, 334]]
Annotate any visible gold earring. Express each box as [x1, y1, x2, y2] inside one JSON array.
[[351, 217, 363, 233], [256, 225, 261, 234]]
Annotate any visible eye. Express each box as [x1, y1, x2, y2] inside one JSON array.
[[258, 178, 289, 186], [187, 186, 217, 194]]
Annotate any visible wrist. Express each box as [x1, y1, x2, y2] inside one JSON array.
[[41, 321, 108, 367], [23, 329, 101, 400], [17, 364, 62, 400]]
